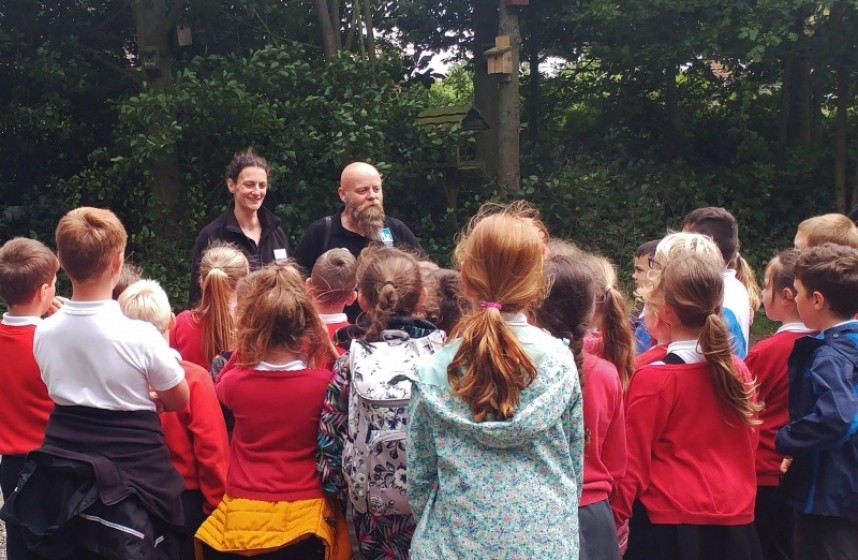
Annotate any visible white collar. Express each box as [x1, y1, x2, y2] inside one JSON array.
[[662, 339, 705, 364], [60, 299, 119, 315], [777, 322, 813, 334], [501, 311, 529, 327], [1, 313, 42, 327], [319, 312, 348, 324], [256, 359, 307, 371]]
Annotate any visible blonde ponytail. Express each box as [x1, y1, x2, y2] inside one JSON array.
[[734, 254, 762, 311], [194, 243, 249, 365]]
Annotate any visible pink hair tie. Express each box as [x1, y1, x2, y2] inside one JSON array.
[[481, 301, 503, 310]]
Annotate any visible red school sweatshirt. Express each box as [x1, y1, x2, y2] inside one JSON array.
[[324, 319, 350, 356], [744, 327, 813, 486], [633, 344, 668, 370], [170, 310, 208, 370], [216, 365, 332, 502], [612, 357, 759, 525], [581, 354, 627, 507], [160, 360, 229, 514], [0, 322, 54, 455]]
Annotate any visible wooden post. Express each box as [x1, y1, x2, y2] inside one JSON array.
[[497, 0, 521, 196]]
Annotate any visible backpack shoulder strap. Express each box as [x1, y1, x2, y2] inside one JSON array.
[[322, 215, 333, 254]]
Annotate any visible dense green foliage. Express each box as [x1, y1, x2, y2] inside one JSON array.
[[1, 0, 857, 309]]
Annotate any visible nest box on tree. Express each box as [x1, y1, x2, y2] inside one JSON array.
[[484, 36, 513, 75]]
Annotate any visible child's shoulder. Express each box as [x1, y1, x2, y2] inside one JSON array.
[[0, 317, 39, 340], [179, 359, 212, 384], [749, 329, 810, 358], [813, 326, 858, 366]]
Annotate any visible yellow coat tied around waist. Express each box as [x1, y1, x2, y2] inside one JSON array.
[[195, 494, 351, 559]]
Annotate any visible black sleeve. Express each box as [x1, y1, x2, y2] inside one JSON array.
[[293, 218, 326, 273], [392, 220, 426, 259]]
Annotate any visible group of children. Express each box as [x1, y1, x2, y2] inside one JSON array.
[[0, 202, 857, 560]]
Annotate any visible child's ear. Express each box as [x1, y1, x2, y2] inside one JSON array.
[[305, 277, 316, 294], [780, 287, 796, 303], [345, 290, 357, 306], [658, 302, 678, 327], [111, 251, 124, 275], [33, 282, 52, 314], [811, 290, 826, 311], [357, 292, 370, 312], [168, 312, 177, 331]]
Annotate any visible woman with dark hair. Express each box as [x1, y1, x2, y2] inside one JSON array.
[[188, 148, 290, 307]]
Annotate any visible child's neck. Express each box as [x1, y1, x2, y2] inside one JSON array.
[[314, 302, 347, 316], [262, 347, 304, 365], [669, 323, 702, 343], [71, 279, 114, 302], [778, 308, 804, 327], [5, 303, 44, 318]]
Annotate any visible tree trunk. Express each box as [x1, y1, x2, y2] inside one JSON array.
[[473, 0, 499, 180], [834, 63, 848, 212], [851, 158, 858, 212], [131, 0, 186, 231], [527, 45, 540, 147], [664, 60, 683, 151], [313, 0, 339, 59], [777, 53, 793, 160], [831, 1, 849, 211], [497, 0, 521, 196], [344, 2, 359, 52], [329, 0, 342, 50], [787, 18, 813, 149], [361, 0, 376, 63]]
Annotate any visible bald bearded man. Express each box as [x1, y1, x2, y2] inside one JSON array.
[[294, 162, 425, 281]]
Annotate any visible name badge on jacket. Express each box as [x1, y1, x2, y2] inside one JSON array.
[[380, 227, 394, 247], [273, 248, 288, 263]]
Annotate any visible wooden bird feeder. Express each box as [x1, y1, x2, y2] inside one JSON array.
[[484, 36, 513, 76], [416, 105, 489, 171]]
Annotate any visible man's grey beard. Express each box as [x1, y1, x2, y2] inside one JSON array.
[[349, 200, 385, 239]]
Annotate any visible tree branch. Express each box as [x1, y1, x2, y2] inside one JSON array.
[[79, 45, 144, 86], [218, 9, 322, 51], [164, 0, 189, 29]]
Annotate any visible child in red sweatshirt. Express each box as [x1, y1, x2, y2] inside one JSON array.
[[612, 252, 763, 560], [0, 238, 59, 560], [305, 248, 357, 353], [119, 278, 229, 560], [745, 249, 813, 560], [196, 264, 349, 559], [535, 247, 627, 560]]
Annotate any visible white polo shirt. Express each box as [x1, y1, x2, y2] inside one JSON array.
[[35, 300, 184, 412]]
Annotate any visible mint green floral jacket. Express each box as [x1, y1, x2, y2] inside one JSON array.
[[406, 323, 584, 560]]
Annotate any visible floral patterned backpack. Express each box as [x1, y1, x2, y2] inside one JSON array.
[[343, 329, 445, 517]]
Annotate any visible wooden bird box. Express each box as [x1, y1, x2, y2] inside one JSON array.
[[505, 0, 529, 6], [176, 24, 193, 47], [484, 36, 513, 75]]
